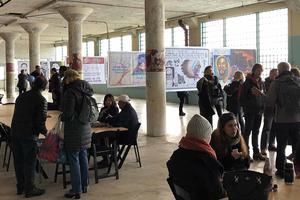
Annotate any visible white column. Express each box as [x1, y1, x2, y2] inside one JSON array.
[[145, 0, 166, 136], [58, 6, 93, 76], [20, 23, 48, 73], [0, 33, 20, 99]]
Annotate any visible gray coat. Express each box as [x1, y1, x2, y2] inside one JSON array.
[[61, 80, 93, 151], [265, 71, 300, 123]]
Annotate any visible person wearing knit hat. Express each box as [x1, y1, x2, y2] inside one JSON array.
[[167, 114, 226, 200]]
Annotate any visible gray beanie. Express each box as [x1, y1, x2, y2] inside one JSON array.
[[186, 114, 212, 140]]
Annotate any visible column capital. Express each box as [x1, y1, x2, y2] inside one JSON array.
[[0, 32, 20, 42], [58, 6, 93, 22], [20, 22, 48, 34]]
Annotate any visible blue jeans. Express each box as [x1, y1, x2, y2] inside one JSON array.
[[67, 149, 89, 194]]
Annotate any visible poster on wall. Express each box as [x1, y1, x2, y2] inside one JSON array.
[[212, 48, 256, 85], [40, 61, 50, 80], [17, 61, 29, 74], [165, 47, 210, 91], [83, 57, 106, 84], [108, 51, 146, 87]]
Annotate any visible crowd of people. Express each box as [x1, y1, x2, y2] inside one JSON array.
[[168, 61, 300, 199], [12, 66, 140, 198]]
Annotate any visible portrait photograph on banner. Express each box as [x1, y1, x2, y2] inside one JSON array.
[[17, 60, 29, 74], [212, 48, 256, 85], [50, 61, 62, 71], [165, 47, 210, 91], [108, 51, 146, 87], [40, 61, 50, 80], [83, 57, 106, 84]]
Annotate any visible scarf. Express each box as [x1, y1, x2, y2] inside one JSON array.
[[224, 133, 241, 146], [179, 136, 217, 159]]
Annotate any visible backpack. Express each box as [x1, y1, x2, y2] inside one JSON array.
[[78, 93, 99, 123], [277, 77, 300, 113]]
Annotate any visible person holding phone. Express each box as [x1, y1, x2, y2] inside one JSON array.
[[210, 113, 250, 172]]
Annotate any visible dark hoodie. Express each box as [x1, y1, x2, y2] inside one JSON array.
[[240, 74, 265, 115], [61, 79, 93, 151]]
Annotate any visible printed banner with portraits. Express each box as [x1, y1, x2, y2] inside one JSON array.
[[83, 57, 106, 84]]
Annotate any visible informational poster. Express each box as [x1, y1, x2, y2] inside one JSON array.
[[83, 57, 106, 84], [165, 47, 210, 91], [40, 61, 50, 80], [17, 61, 29, 74], [212, 48, 256, 85], [108, 52, 146, 87]]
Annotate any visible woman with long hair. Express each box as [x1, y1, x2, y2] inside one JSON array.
[[98, 94, 119, 123], [210, 112, 250, 171]]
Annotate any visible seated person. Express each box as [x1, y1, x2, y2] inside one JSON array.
[[210, 112, 250, 172], [107, 94, 139, 143], [98, 94, 119, 123], [167, 114, 226, 200]]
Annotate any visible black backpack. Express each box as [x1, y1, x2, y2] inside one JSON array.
[[78, 94, 99, 123]]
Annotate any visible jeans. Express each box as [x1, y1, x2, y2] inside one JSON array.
[[67, 149, 89, 194], [276, 122, 300, 173], [232, 109, 245, 134], [260, 116, 276, 150], [12, 138, 37, 192], [243, 113, 262, 154]]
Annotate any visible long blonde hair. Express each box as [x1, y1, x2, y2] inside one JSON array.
[[63, 69, 81, 85]]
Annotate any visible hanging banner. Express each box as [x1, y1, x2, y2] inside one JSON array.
[[108, 52, 146, 87], [165, 47, 210, 91], [212, 48, 256, 85], [17, 60, 29, 74], [83, 57, 106, 84]]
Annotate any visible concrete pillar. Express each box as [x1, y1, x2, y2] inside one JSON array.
[[288, 8, 300, 67], [0, 33, 19, 99], [131, 30, 139, 51], [20, 23, 48, 73], [58, 6, 93, 75], [145, 0, 166, 136], [187, 18, 201, 46]]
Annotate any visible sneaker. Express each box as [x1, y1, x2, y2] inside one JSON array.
[[179, 112, 186, 116], [64, 191, 80, 199], [275, 170, 284, 179], [261, 149, 267, 156], [82, 186, 88, 194], [25, 187, 45, 198], [253, 153, 266, 161], [268, 145, 277, 151]]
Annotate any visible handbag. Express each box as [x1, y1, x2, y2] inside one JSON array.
[[223, 170, 272, 200]]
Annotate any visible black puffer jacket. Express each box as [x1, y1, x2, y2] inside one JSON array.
[[17, 73, 28, 89], [11, 89, 47, 140], [224, 80, 242, 114], [167, 148, 226, 200], [240, 74, 265, 115], [61, 80, 93, 151]]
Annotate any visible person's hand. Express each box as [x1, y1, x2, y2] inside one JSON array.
[[251, 87, 263, 96], [231, 149, 242, 159]]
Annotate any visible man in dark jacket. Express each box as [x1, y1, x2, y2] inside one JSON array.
[[11, 76, 48, 198], [265, 62, 300, 178], [108, 94, 139, 143], [167, 114, 226, 200], [30, 65, 44, 78], [17, 69, 28, 95], [240, 63, 266, 161], [48, 68, 61, 110]]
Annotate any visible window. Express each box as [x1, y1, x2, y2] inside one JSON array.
[[173, 27, 186, 47], [121, 35, 132, 51], [63, 46, 67, 61], [259, 8, 288, 77], [201, 19, 223, 47], [109, 37, 122, 51], [0, 66, 4, 80], [87, 41, 95, 56], [100, 39, 109, 57], [55, 46, 63, 61], [139, 32, 145, 52], [165, 28, 172, 47], [226, 14, 256, 49]]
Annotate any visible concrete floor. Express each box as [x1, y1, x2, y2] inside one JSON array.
[[0, 94, 299, 199]]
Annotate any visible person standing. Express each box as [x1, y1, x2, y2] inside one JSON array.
[[197, 66, 215, 126], [61, 69, 93, 198], [17, 69, 28, 95], [176, 91, 189, 116], [240, 64, 266, 161], [11, 76, 48, 198], [30, 65, 44, 78], [265, 62, 300, 179], [48, 68, 61, 110], [260, 69, 278, 155]]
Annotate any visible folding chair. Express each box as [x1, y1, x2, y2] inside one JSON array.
[[54, 162, 70, 189], [117, 122, 141, 169], [167, 177, 191, 200], [89, 131, 119, 183], [0, 123, 12, 171]]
